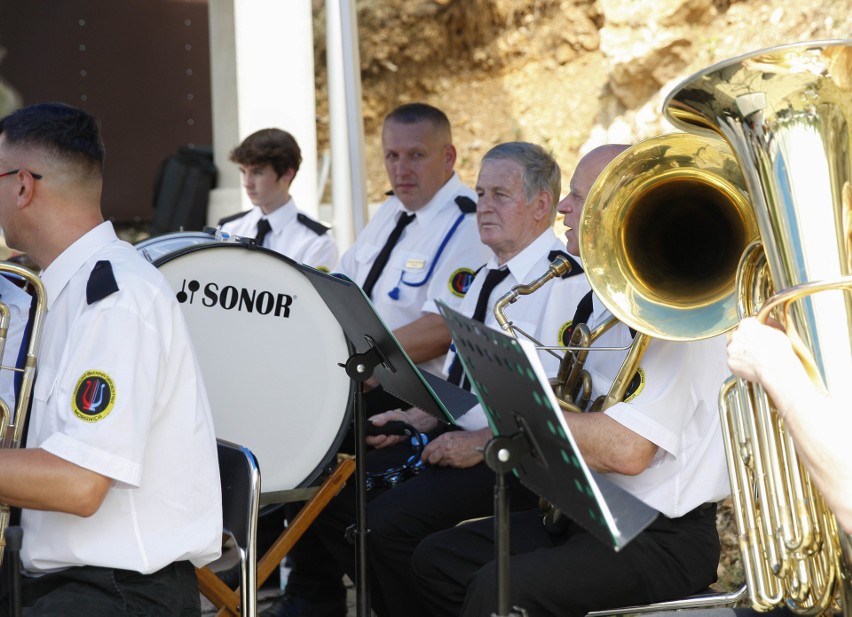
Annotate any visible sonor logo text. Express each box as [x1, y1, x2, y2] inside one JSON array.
[[176, 279, 294, 318]]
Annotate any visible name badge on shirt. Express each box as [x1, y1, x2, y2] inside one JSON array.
[[405, 258, 426, 269]]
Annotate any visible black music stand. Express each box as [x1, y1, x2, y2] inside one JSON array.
[[298, 266, 478, 617], [436, 302, 659, 617]]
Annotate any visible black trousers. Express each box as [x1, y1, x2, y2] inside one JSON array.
[[0, 560, 200, 617], [411, 503, 721, 617], [286, 426, 538, 617], [366, 462, 538, 617]]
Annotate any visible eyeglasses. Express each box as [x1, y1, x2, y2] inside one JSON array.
[[0, 169, 43, 180]]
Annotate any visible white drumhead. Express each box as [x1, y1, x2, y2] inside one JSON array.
[[154, 244, 351, 493]]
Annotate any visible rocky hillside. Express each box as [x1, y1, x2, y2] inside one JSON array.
[[313, 0, 852, 203]]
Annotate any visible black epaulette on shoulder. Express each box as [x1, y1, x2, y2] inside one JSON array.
[[87, 260, 120, 305], [297, 213, 331, 236], [454, 195, 476, 214], [217, 210, 250, 227], [547, 250, 584, 278]]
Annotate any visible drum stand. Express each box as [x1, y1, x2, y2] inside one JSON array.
[[342, 345, 387, 617]]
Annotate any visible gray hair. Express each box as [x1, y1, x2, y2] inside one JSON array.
[[482, 141, 561, 222]]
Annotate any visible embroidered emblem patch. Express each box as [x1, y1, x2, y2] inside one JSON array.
[[448, 268, 476, 298], [623, 367, 646, 403], [558, 320, 574, 347], [72, 370, 116, 422]]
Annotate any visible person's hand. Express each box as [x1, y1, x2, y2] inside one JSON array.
[[421, 428, 492, 468], [726, 317, 796, 384], [367, 407, 439, 449], [363, 375, 380, 392]]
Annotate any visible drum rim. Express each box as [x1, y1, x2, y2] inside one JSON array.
[[151, 238, 304, 268], [152, 241, 355, 492], [135, 230, 218, 250]]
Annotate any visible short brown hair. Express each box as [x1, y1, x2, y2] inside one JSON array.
[[229, 128, 301, 179], [383, 103, 452, 141]]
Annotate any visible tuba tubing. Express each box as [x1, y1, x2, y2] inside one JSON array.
[[0, 263, 47, 568]]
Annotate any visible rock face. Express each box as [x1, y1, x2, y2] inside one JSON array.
[[312, 0, 852, 204]]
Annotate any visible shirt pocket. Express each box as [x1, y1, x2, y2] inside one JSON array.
[[29, 365, 59, 443], [33, 365, 58, 405], [387, 250, 431, 306], [354, 241, 380, 269]]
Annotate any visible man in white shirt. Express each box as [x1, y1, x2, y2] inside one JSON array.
[[263, 103, 490, 617], [218, 128, 338, 271], [0, 102, 221, 616], [410, 144, 731, 617], [334, 103, 491, 376]]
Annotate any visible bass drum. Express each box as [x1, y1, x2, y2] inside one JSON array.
[[142, 238, 352, 493]]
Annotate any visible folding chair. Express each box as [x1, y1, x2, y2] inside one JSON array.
[[197, 439, 261, 617], [197, 450, 355, 617]]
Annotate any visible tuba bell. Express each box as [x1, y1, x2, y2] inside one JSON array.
[[665, 40, 852, 614], [0, 263, 46, 568], [494, 132, 757, 412], [579, 132, 758, 342]]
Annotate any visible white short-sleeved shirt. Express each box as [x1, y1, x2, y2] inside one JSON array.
[[0, 275, 32, 414], [582, 295, 731, 518], [23, 222, 222, 574], [432, 229, 591, 430], [219, 200, 339, 271], [335, 172, 491, 375]]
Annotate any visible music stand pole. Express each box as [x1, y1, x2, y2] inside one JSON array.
[[343, 347, 383, 617], [483, 433, 530, 617]]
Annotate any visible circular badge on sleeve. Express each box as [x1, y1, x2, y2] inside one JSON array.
[[72, 370, 117, 422], [449, 268, 476, 298], [558, 320, 574, 346], [623, 367, 646, 403]]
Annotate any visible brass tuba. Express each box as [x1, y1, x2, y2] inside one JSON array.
[[665, 40, 852, 614], [0, 263, 46, 568]]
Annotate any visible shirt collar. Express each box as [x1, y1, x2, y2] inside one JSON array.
[[485, 228, 561, 282], [262, 198, 296, 232], [40, 221, 118, 310], [393, 171, 464, 228], [589, 293, 614, 330]]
